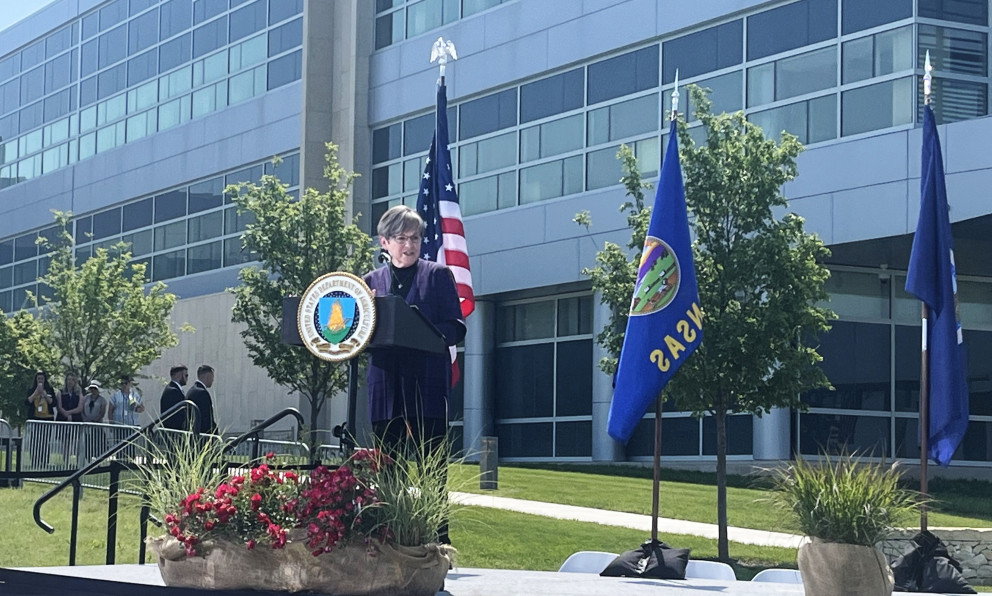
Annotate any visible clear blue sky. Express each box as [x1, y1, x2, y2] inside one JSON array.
[[0, 1, 59, 35]]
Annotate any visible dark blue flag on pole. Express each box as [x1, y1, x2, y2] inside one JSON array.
[[608, 120, 703, 443], [905, 105, 969, 467]]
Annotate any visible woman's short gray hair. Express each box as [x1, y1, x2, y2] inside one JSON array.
[[377, 205, 425, 239]]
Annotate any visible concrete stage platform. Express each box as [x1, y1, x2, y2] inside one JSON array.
[[0, 564, 938, 596]]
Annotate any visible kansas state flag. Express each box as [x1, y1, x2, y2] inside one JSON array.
[[608, 120, 703, 442], [905, 105, 969, 467]]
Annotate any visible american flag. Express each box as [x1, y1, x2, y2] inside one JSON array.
[[418, 84, 474, 385]]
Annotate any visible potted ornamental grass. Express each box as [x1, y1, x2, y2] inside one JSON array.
[[767, 450, 920, 596], [139, 434, 453, 596]]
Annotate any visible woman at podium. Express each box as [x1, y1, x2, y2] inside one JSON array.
[[363, 205, 466, 544]]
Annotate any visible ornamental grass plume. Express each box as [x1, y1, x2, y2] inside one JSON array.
[[360, 431, 453, 548], [767, 450, 920, 547]]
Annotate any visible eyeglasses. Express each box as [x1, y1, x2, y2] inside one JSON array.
[[391, 235, 422, 245]]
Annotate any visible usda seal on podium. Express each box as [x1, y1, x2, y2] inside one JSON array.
[[297, 272, 376, 362]]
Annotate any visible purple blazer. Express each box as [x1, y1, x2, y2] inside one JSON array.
[[363, 259, 466, 423]]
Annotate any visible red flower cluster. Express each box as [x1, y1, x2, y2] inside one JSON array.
[[297, 463, 382, 556], [164, 451, 392, 558], [164, 453, 300, 556]]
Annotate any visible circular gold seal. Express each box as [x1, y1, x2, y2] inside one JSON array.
[[297, 272, 376, 362]]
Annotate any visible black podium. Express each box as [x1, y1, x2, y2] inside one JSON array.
[[281, 295, 446, 354], [281, 294, 447, 441], [366, 295, 447, 355]]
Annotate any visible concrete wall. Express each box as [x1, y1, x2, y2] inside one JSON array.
[[137, 291, 349, 438]]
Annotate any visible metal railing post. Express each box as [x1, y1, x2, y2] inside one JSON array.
[[139, 497, 150, 565], [106, 462, 120, 564], [69, 480, 81, 566]]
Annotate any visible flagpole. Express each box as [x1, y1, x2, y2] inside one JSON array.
[[918, 51, 934, 533], [651, 392, 663, 542], [651, 71, 680, 544]]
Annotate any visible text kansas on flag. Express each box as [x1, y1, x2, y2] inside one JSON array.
[[904, 104, 969, 467], [417, 83, 475, 385], [608, 120, 703, 443]]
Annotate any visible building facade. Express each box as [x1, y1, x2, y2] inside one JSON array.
[[1, 0, 990, 469]]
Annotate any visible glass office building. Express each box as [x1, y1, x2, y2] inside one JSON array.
[[2, 0, 991, 470]]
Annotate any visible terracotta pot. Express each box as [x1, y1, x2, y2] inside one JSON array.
[[798, 538, 894, 596], [148, 535, 451, 596]]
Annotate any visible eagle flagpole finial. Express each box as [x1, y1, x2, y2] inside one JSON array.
[[431, 37, 457, 83]]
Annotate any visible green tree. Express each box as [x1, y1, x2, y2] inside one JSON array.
[[0, 311, 48, 426], [35, 212, 181, 387], [0, 212, 182, 423], [574, 146, 651, 376], [229, 144, 375, 447], [671, 86, 834, 561], [580, 86, 834, 562]]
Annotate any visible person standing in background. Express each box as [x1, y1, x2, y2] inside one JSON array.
[[25, 370, 57, 467], [81, 380, 108, 461], [108, 375, 145, 460], [160, 365, 188, 431], [55, 372, 84, 422], [108, 375, 144, 426], [185, 365, 217, 435], [55, 371, 84, 467]]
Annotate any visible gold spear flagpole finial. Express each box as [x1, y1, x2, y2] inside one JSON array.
[[671, 69, 680, 121], [923, 50, 933, 106]]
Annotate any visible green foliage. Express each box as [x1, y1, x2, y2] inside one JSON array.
[[577, 145, 653, 375], [0, 312, 47, 425], [365, 434, 455, 547], [130, 434, 230, 521], [767, 452, 920, 546], [667, 86, 834, 418], [577, 85, 836, 561], [228, 144, 375, 444], [0, 211, 180, 425]]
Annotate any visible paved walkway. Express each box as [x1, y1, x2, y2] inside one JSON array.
[[450, 492, 805, 549]]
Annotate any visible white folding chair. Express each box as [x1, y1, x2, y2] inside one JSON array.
[[557, 551, 619, 573], [751, 568, 803, 584], [685, 560, 737, 581]]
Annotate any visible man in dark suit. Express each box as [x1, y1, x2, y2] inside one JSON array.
[[185, 365, 217, 435], [159, 365, 188, 430]]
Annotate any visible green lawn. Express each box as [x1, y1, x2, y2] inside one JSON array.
[[452, 463, 992, 532], [2, 481, 796, 578], [2, 463, 990, 589]]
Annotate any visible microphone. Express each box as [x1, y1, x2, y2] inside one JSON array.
[[378, 249, 391, 265]]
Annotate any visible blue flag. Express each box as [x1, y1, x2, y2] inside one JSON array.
[[608, 120, 703, 443], [905, 105, 969, 467]]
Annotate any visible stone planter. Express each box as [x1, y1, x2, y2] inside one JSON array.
[[148, 535, 451, 596], [798, 538, 894, 596]]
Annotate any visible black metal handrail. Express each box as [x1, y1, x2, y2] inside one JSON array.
[[223, 407, 308, 464], [32, 400, 202, 565]]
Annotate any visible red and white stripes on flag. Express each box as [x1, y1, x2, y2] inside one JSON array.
[[435, 200, 475, 319], [417, 83, 474, 385]]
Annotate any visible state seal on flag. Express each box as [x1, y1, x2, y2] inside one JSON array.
[[297, 272, 376, 362], [629, 236, 681, 316]]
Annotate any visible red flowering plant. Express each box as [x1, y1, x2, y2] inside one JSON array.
[[143, 432, 454, 559], [163, 453, 301, 556], [296, 449, 389, 556]]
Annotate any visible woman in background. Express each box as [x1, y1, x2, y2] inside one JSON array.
[[25, 370, 56, 467]]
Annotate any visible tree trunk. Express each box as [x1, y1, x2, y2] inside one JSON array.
[[307, 393, 323, 453], [715, 402, 729, 562]]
